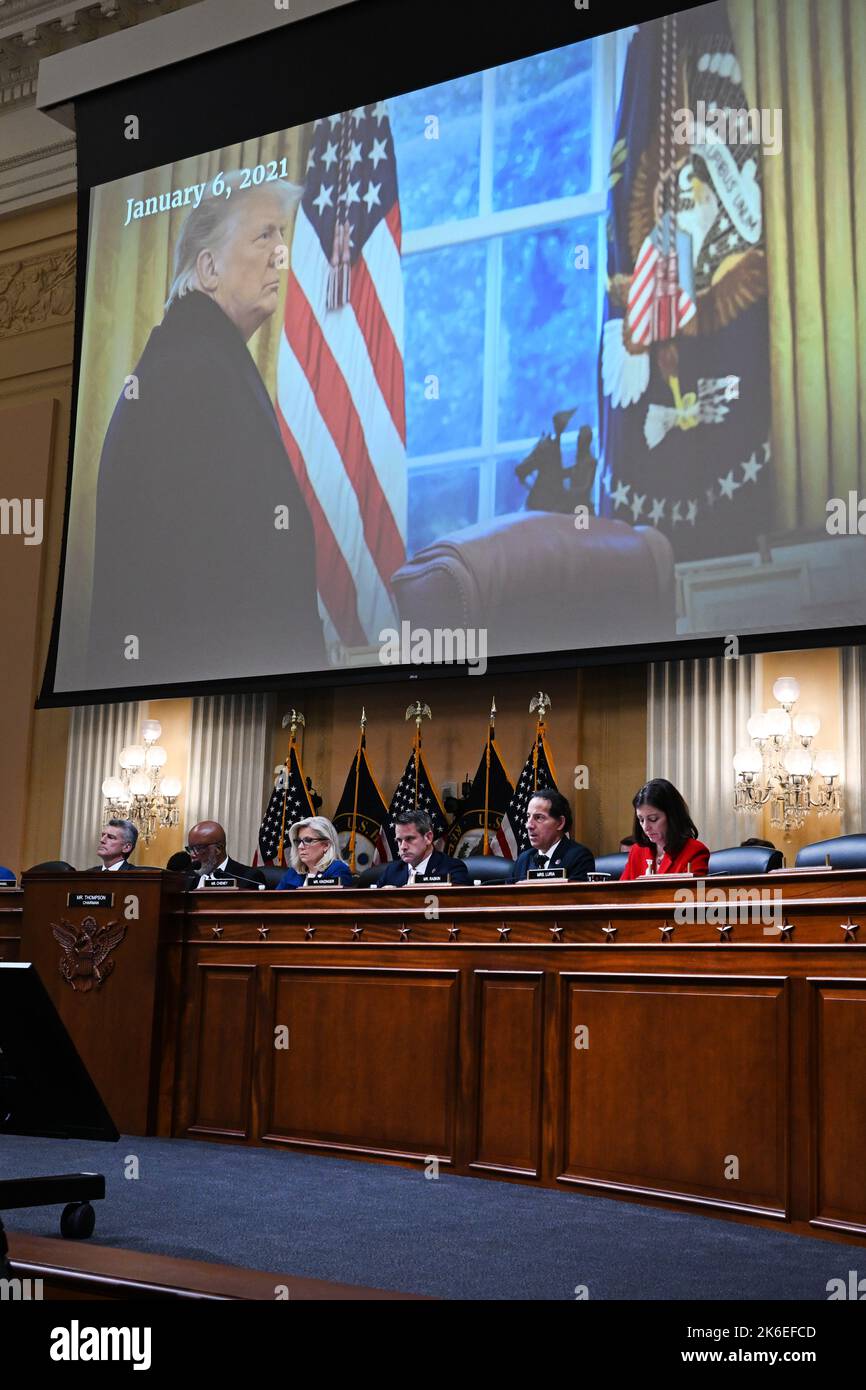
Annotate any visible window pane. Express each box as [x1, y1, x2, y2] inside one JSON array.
[[403, 242, 486, 457], [389, 75, 482, 231], [407, 464, 480, 558], [498, 218, 599, 445], [495, 456, 530, 517], [493, 42, 593, 211]]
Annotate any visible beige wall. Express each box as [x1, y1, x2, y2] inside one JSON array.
[[0, 197, 75, 872]]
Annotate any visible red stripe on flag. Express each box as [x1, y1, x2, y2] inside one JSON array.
[[275, 403, 367, 647], [284, 278, 405, 591], [350, 254, 407, 445]]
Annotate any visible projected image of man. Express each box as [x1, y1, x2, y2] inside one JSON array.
[[87, 174, 324, 687]]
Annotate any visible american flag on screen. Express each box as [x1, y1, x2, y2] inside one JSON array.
[[254, 746, 315, 867], [277, 103, 407, 650], [386, 747, 448, 857], [502, 732, 560, 857]]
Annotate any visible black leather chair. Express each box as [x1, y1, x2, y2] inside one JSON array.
[[24, 860, 77, 873], [795, 834, 866, 869], [593, 852, 629, 880], [259, 865, 288, 889], [355, 864, 382, 888], [708, 845, 784, 875], [460, 855, 514, 884]]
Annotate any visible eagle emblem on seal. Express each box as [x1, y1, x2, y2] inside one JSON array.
[[51, 916, 128, 992]]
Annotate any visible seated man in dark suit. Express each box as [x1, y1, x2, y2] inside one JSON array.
[[186, 820, 264, 888], [508, 788, 595, 882], [376, 810, 470, 887], [90, 818, 138, 871]]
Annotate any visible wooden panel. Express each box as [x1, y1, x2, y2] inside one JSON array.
[[19, 872, 176, 1135], [812, 979, 866, 1233], [262, 966, 459, 1160], [187, 964, 257, 1139], [559, 973, 789, 1215], [471, 970, 543, 1176]]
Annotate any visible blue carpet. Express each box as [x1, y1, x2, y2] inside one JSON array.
[[0, 1134, 857, 1300]]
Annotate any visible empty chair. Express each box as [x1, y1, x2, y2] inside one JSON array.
[[795, 833, 866, 869], [708, 845, 784, 875], [24, 860, 77, 873], [261, 864, 296, 889], [460, 855, 514, 884], [593, 852, 629, 880]]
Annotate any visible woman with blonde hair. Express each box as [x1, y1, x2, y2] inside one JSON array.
[[275, 816, 353, 889]]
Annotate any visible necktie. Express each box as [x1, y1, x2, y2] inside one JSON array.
[[535, 852, 548, 869], [407, 865, 417, 885]]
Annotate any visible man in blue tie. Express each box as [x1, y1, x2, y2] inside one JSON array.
[[375, 810, 469, 887], [508, 788, 595, 883]]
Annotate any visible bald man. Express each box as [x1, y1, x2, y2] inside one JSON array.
[[186, 820, 264, 889]]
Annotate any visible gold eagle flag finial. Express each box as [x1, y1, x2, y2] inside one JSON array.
[[405, 701, 432, 729]]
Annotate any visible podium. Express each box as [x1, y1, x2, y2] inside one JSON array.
[[18, 870, 186, 1135]]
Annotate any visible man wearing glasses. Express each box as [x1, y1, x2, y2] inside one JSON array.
[[186, 820, 264, 888]]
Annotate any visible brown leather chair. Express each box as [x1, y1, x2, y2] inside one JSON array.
[[390, 511, 675, 655]]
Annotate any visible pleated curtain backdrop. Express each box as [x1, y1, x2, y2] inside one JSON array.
[[646, 655, 761, 854], [60, 701, 144, 869], [840, 647, 866, 834], [184, 693, 274, 864]]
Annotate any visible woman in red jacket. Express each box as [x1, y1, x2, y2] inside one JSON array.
[[620, 778, 710, 879]]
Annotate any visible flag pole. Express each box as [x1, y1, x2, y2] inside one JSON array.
[[483, 698, 495, 855], [277, 708, 304, 866], [348, 707, 366, 873], [405, 700, 432, 809], [529, 691, 551, 792]]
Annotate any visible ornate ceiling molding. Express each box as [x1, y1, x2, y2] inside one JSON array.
[[0, 0, 203, 213], [0, 1, 202, 114]]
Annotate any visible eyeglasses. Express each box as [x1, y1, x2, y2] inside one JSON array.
[[185, 843, 224, 856], [297, 836, 327, 846]]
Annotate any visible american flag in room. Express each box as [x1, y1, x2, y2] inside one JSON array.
[[277, 104, 407, 653]]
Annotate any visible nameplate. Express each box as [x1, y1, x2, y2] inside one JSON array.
[[415, 873, 450, 885], [527, 867, 566, 881], [0, 880, 17, 889], [68, 892, 113, 908], [304, 875, 342, 888], [199, 877, 237, 889]]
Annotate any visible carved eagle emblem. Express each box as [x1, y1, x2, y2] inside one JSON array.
[[51, 916, 128, 992]]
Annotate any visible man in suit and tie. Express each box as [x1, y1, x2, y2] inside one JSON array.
[[91, 818, 138, 871], [508, 788, 595, 882], [375, 810, 470, 887], [186, 820, 264, 888]]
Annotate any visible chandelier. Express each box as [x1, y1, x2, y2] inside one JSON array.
[[733, 676, 842, 832], [101, 720, 182, 846]]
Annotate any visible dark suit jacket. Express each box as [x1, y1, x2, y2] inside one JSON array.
[[191, 856, 264, 889], [87, 290, 324, 688], [89, 859, 135, 872], [508, 836, 595, 883], [375, 848, 469, 888]]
